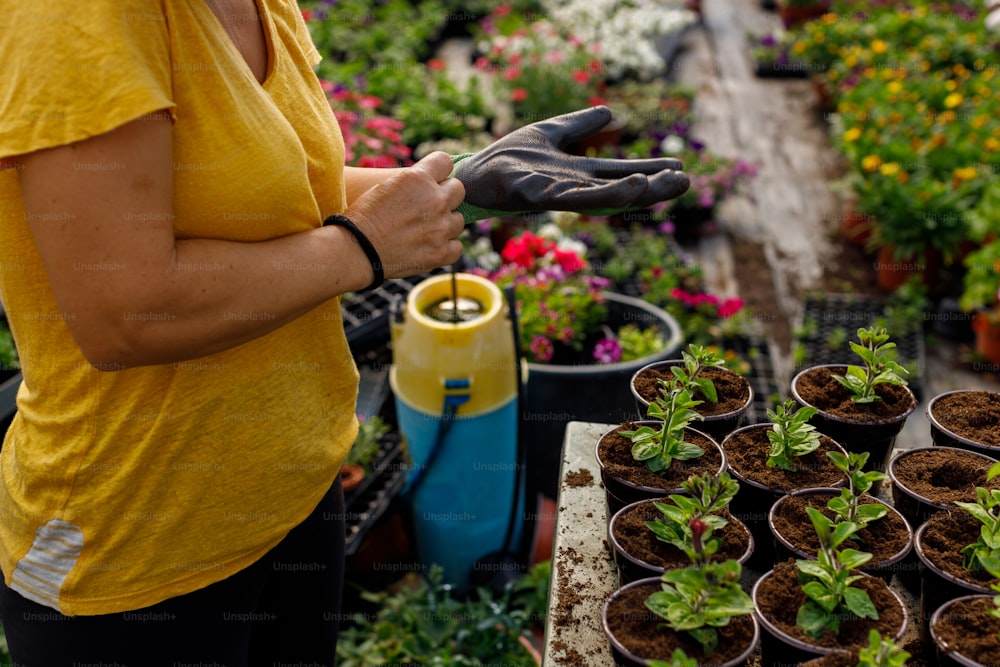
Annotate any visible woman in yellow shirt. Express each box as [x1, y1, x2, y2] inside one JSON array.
[[0, 0, 687, 664]]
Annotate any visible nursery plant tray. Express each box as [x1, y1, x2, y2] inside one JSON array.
[[794, 293, 927, 400], [343, 433, 408, 556], [726, 334, 782, 424]]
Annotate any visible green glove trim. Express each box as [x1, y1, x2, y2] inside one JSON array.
[[449, 153, 642, 224]]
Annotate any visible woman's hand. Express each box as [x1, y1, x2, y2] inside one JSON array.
[[343, 152, 466, 281]]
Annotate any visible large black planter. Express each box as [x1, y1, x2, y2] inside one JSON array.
[[522, 293, 683, 501]]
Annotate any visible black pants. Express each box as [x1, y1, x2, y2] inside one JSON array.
[[0, 477, 345, 667]]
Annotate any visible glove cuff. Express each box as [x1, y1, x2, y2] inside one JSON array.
[[450, 153, 511, 225]]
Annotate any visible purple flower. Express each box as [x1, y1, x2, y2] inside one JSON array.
[[760, 34, 777, 48], [688, 138, 705, 152], [592, 338, 622, 364], [658, 220, 676, 235]]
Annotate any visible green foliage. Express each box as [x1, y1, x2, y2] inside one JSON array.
[[956, 485, 1000, 573], [856, 629, 911, 667], [826, 451, 889, 531], [644, 559, 755, 655], [511, 560, 550, 627], [335, 566, 535, 666], [617, 324, 668, 363], [0, 324, 17, 372], [646, 472, 740, 566], [345, 415, 391, 468], [795, 508, 878, 641], [831, 327, 909, 404], [624, 387, 705, 474], [622, 345, 725, 474], [979, 554, 1000, 641], [765, 399, 821, 472], [647, 648, 698, 667]]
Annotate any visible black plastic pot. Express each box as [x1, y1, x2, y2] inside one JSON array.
[[914, 515, 993, 645], [602, 576, 761, 666], [523, 293, 683, 501], [888, 446, 999, 530], [721, 424, 847, 572], [791, 364, 916, 479], [596, 423, 726, 519], [930, 594, 1000, 667], [768, 487, 913, 582], [927, 389, 1000, 460], [752, 567, 908, 667], [608, 499, 754, 587], [630, 360, 754, 443]]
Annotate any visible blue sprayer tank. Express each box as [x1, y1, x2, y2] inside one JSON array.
[[390, 273, 522, 590]]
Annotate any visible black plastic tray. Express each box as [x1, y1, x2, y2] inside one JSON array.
[[343, 434, 409, 556]]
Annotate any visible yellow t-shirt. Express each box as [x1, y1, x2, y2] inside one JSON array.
[[0, 0, 359, 615]]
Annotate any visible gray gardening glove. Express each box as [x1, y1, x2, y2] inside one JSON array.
[[450, 106, 690, 224]]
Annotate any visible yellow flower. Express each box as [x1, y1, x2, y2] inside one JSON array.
[[863, 67, 876, 80], [986, 138, 1000, 153], [861, 155, 882, 172], [844, 53, 858, 68], [843, 127, 862, 142], [939, 110, 957, 124], [953, 167, 977, 181], [945, 80, 957, 91], [920, 60, 931, 72], [880, 162, 900, 176], [886, 81, 902, 93], [973, 115, 988, 130], [871, 39, 887, 54], [944, 93, 963, 109]]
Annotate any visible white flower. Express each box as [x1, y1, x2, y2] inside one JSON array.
[[660, 134, 685, 155]]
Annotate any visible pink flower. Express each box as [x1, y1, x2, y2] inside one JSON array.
[[503, 66, 522, 81], [511, 88, 528, 102], [545, 50, 565, 65], [592, 338, 622, 364], [427, 58, 446, 71], [530, 336, 554, 362], [718, 298, 744, 318], [571, 70, 590, 85]]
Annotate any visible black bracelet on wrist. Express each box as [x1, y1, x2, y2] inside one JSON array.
[[323, 214, 384, 293]]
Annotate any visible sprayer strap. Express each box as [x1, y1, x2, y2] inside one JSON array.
[[323, 214, 384, 292]]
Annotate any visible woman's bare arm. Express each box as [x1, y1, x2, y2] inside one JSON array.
[[17, 113, 465, 369]]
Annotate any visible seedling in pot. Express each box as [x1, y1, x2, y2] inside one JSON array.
[[826, 450, 888, 532], [644, 521, 754, 655], [623, 345, 728, 473], [647, 648, 698, 667], [979, 553, 1000, 641], [766, 399, 821, 472], [645, 472, 740, 565], [795, 507, 878, 640], [831, 326, 909, 404], [857, 629, 910, 667], [955, 484, 1000, 573]]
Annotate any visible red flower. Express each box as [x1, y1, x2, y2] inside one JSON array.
[[301, 9, 312, 22], [552, 248, 586, 274], [571, 69, 590, 85], [427, 58, 446, 72], [511, 88, 528, 103]]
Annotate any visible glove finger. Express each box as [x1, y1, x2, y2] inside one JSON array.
[[630, 169, 692, 208], [582, 156, 686, 177], [530, 106, 614, 148], [542, 173, 650, 211]]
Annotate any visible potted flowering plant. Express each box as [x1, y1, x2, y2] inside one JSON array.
[[472, 13, 608, 129], [748, 30, 807, 78], [959, 183, 1000, 363], [476, 225, 683, 502], [322, 81, 414, 168]]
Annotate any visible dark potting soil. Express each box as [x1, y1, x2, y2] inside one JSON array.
[[633, 365, 751, 417], [932, 596, 1000, 665], [755, 559, 906, 650], [611, 504, 750, 569], [798, 650, 859, 667], [795, 366, 916, 422], [604, 579, 757, 664], [770, 491, 910, 567], [598, 424, 723, 490], [564, 469, 594, 488], [724, 425, 844, 491], [891, 447, 1000, 507], [920, 510, 998, 589], [931, 390, 1000, 448]]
